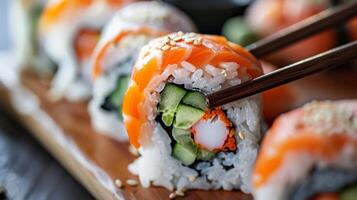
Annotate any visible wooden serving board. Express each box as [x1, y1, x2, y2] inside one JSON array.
[[0, 66, 356, 200]]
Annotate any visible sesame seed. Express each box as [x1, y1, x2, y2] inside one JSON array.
[[162, 38, 170, 44], [161, 45, 170, 51], [128, 145, 139, 156], [169, 40, 176, 46], [184, 38, 194, 43], [188, 32, 196, 37], [126, 179, 139, 186], [238, 131, 245, 140], [173, 36, 182, 42], [188, 176, 197, 182], [115, 179, 123, 188], [169, 193, 176, 199], [175, 190, 185, 196]]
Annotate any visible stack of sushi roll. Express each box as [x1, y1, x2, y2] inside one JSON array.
[[122, 32, 264, 192], [38, 0, 136, 101], [9, 0, 54, 74], [253, 100, 357, 200], [88, 1, 196, 141]]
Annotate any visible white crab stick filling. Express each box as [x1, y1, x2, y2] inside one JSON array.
[[193, 117, 229, 151]]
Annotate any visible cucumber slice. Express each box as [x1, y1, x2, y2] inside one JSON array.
[[173, 143, 197, 166], [172, 128, 193, 144], [222, 17, 259, 46], [110, 75, 130, 120], [174, 105, 204, 129], [159, 84, 187, 126], [182, 91, 207, 110], [341, 185, 357, 200], [197, 149, 216, 161]]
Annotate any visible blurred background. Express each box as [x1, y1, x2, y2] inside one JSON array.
[[0, 0, 11, 50]]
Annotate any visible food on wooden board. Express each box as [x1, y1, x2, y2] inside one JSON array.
[[88, 1, 196, 141], [122, 32, 264, 192], [252, 100, 357, 200], [38, 0, 136, 101]]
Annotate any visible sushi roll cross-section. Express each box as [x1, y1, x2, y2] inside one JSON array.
[[38, 0, 136, 101], [88, 1, 196, 141], [123, 32, 264, 193], [253, 100, 357, 200]]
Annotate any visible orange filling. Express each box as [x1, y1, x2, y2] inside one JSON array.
[[74, 29, 100, 62]]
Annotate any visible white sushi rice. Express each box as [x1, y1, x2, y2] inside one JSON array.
[[88, 2, 196, 141], [129, 61, 263, 193]]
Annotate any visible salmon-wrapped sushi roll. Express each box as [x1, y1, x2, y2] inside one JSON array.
[[246, 0, 336, 64], [38, 0, 136, 101], [253, 100, 357, 200], [89, 2, 196, 141], [123, 32, 264, 192], [9, 0, 54, 74]]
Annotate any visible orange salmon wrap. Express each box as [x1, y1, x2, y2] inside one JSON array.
[[87, 1, 196, 141], [38, 0, 136, 101], [252, 100, 357, 200], [123, 32, 264, 192]]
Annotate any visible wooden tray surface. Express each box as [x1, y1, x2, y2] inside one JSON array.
[[0, 66, 356, 200]]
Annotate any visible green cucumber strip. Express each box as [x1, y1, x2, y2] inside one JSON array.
[[173, 143, 197, 166], [174, 105, 204, 129], [110, 75, 130, 120], [182, 91, 207, 110], [162, 112, 175, 127], [197, 149, 216, 161], [111, 75, 130, 108], [159, 84, 187, 126], [341, 185, 357, 200], [172, 128, 193, 144]]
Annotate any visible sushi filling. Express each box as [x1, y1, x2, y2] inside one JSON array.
[[158, 83, 237, 166], [74, 28, 101, 66], [289, 167, 357, 200], [100, 74, 131, 120]]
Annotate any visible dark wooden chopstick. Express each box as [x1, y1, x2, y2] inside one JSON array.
[[207, 41, 357, 108], [246, 2, 357, 57]]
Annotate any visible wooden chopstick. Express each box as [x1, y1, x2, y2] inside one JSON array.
[[246, 2, 357, 57], [207, 41, 357, 108]]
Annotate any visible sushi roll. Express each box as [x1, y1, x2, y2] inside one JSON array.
[[246, 0, 336, 64], [252, 100, 357, 200], [123, 32, 264, 192], [89, 1, 196, 141], [9, 0, 54, 74], [38, 0, 136, 101]]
